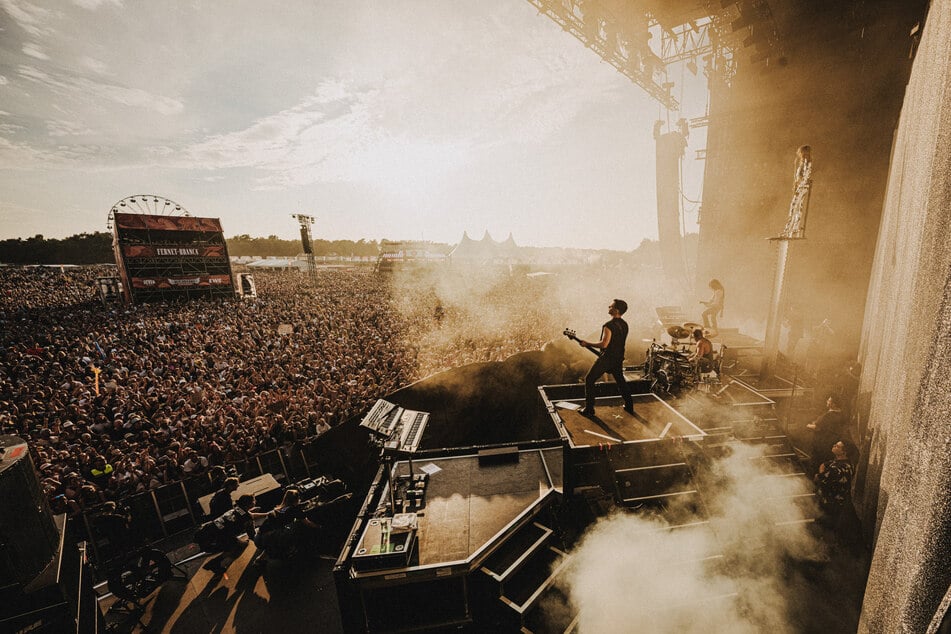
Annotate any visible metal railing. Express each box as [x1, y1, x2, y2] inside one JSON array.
[[77, 442, 327, 571]]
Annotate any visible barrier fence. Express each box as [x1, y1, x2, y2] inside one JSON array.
[[77, 443, 319, 571]]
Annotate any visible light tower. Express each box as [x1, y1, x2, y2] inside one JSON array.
[[292, 213, 316, 284]]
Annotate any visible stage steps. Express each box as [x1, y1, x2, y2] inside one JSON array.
[[481, 522, 553, 584], [497, 545, 571, 632], [475, 519, 576, 633]]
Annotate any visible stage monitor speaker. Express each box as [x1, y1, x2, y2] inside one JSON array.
[[0, 436, 60, 587], [477, 446, 519, 467]]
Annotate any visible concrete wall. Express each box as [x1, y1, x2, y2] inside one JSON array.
[[855, 1, 951, 631]]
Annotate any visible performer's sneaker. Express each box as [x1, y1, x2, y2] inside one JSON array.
[[623, 404, 635, 416], [579, 408, 596, 417]]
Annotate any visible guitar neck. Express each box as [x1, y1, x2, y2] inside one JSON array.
[[565, 332, 601, 357]]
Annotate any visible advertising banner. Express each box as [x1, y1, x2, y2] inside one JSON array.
[[123, 245, 226, 258], [114, 213, 223, 233], [131, 274, 232, 289]]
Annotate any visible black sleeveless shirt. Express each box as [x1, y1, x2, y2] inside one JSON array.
[[602, 318, 628, 363]]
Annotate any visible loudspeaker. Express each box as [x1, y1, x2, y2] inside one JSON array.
[[477, 446, 519, 467], [0, 436, 60, 588]]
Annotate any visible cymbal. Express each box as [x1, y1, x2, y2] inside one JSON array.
[[683, 322, 703, 331], [667, 325, 690, 339]]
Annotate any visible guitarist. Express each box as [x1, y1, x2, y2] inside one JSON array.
[[577, 299, 635, 417]]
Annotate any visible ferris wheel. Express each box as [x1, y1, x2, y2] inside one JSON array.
[[107, 195, 191, 230]]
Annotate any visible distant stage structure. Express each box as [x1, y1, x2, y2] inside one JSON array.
[[108, 195, 234, 304]]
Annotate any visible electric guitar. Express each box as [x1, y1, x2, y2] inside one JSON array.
[[563, 328, 601, 357]]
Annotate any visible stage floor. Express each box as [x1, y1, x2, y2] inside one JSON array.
[[553, 393, 706, 446], [99, 541, 343, 633], [353, 447, 562, 573]]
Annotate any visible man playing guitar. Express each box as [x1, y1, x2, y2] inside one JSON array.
[[574, 299, 635, 418]]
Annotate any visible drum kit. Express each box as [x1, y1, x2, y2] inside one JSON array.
[[643, 341, 695, 394], [640, 323, 719, 394]]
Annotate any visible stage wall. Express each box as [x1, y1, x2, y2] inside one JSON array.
[[854, 0, 951, 631]]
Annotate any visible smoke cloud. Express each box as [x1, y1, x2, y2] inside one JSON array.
[[558, 442, 821, 633]]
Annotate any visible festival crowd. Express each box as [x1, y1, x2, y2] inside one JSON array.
[[1, 267, 418, 516], [1, 261, 668, 518]]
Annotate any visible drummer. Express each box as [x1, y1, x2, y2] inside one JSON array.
[[688, 328, 714, 372]]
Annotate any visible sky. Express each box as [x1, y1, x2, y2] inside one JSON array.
[[0, 0, 709, 251]]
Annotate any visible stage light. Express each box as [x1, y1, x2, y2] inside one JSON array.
[[686, 59, 698, 74], [743, 27, 769, 47], [731, 14, 754, 32]]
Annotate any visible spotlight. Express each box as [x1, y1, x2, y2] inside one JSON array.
[[686, 59, 698, 75], [731, 14, 754, 32], [743, 27, 769, 47]]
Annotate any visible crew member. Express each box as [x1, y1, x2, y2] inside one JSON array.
[[700, 279, 725, 330], [814, 440, 856, 533], [806, 395, 848, 477], [194, 493, 257, 555], [577, 299, 634, 417], [253, 488, 318, 562], [208, 476, 239, 519]]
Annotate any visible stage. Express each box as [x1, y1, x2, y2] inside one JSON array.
[[551, 393, 706, 446]]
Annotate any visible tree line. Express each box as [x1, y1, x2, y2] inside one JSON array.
[[0, 232, 384, 264], [0, 231, 689, 265]]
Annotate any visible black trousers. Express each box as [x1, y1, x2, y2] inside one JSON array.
[[585, 356, 633, 411]]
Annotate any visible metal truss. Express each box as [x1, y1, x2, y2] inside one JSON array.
[[526, 0, 678, 109], [659, 15, 737, 87], [658, 17, 714, 64]]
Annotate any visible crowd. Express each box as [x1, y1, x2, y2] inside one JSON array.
[[1, 262, 668, 518], [0, 266, 416, 516]]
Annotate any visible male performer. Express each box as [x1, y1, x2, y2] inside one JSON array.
[[577, 299, 634, 417], [688, 328, 714, 372]]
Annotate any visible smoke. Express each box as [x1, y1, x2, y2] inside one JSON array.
[[558, 442, 822, 633], [386, 260, 685, 381]]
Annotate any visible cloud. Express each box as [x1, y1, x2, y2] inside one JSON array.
[[79, 56, 110, 76], [22, 42, 49, 60], [0, 76, 8, 85], [0, 135, 50, 168], [171, 44, 616, 192], [0, 0, 55, 37], [70, 0, 122, 9], [46, 119, 93, 137], [17, 64, 183, 115], [172, 78, 469, 191]]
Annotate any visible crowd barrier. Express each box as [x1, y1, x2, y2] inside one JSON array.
[[77, 442, 324, 571]]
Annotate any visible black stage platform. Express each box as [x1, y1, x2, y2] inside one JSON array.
[[550, 392, 706, 446]]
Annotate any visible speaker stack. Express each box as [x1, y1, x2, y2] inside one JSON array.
[[0, 435, 103, 633], [0, 435, 60, 587]]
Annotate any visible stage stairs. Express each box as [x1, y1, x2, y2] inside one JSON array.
[[475, 520, 577, 633]]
